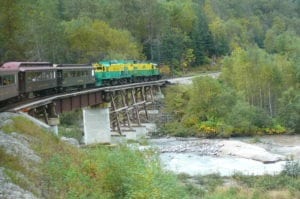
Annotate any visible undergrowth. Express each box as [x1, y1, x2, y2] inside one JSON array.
[[45, 145, 188, 198], [1, 116, 188, 199]]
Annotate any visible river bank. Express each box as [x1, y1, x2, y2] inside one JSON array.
[[148, 135, 300, 176]]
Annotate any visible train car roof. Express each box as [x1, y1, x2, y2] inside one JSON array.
[[1, 62, 55, 72], [56, 64, 93, 69], [0, 62, 21, 71], [98, 60, 156, 67]]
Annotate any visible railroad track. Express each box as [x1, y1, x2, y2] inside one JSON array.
[[1, 80, 169, 113]]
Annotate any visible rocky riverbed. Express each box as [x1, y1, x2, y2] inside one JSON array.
[[149, 136, 300, 176]]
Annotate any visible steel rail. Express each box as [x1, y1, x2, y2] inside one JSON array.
[[9, 80, 168, 112]]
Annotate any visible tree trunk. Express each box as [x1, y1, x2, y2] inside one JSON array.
[[268, 85, 273, 117]]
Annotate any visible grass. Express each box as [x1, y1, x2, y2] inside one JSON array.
[[177, 171, 300, 199], [0, 146, 41, 196], [58, 126, 83, 142], [1, 116, 188, 199], [0, 147, 24, 171], [232, 172, 300, 192]]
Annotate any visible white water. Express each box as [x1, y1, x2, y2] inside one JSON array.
[[160, 153, 286, 176], [149, 135, 300, 176]]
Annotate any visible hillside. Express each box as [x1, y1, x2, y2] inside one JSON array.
[[0, 113, 187, 199]]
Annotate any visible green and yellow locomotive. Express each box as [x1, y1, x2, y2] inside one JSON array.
[[93, 60, 160, 86]]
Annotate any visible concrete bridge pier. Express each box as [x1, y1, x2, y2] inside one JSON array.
[[122, 125, 147, 140], [82, 103, 111, 145], [48, 118, 59, 135]]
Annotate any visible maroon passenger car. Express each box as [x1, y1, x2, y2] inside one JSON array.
[[56, 64, 95, 91], [0, 63, 19, 103], [2, 62, 58, 98], [18, 62, 58, 97]]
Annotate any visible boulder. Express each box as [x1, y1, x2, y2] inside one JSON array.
[[60, 137, 80, 147], [218, 140, 284, 163]]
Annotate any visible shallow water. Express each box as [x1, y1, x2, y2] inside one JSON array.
[[149, 135, 300, 176], [160, 153, 286, 176]]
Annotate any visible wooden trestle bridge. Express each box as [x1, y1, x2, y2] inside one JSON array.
[[9, 80, 168, 137]]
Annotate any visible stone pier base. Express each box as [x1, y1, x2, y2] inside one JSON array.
[[82, 105, 111, 145]]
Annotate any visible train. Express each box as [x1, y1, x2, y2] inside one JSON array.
[[0, 60, 161, 107]]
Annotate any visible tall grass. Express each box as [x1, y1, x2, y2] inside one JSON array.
[[45, 146, 188, 198]]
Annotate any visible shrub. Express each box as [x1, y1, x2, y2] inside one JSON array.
[[58, 126, 83, 142], [282, 160, 300, 178], [60, 109, 82, 127], [263, 124, 286, 134], [159, 65, 171, 76], [44, 145, 188, 199], [233, 172, 300, 192]]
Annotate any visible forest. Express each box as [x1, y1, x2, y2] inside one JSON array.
[[1, 0, 299, 135], [1, 0, 298, 65], [158, 0, 300, 136]]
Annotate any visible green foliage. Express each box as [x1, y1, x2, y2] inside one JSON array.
[[1, 0, 299, 69], [160, 122, 197, 137], [226, 101, 272, 135], [164, 85, 190, 120], [195, 174, 224, 192], [2, 116, 300, 198], [181, 48, 196, 73], [0, 148, 37, 196], [191, 10, 215, 65], [180, 174, 224, 198], [233, 172, 300, 192], [188, 77, 236, 121], [278, 87, 300, 133], [0, 0, 25, 61], [63, 17, 142, 62], [203, 187, 249, 199], [282, 160, 300, 178], [45, 146, 188, 199], [160, 28, 192, 69], [3, 115, 188, 198], [23, 0, 65, 62], [2, 116, 50, 136], [58, 126, 82, 142], [163, 0, 197, 33], [178, 172, 300, 199], [0, 147, 24, 173], [60, 109, 82, 127], [162, 74, 291, 137]]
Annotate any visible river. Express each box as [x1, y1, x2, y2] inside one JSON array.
[[147, 135, 300, 176]]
